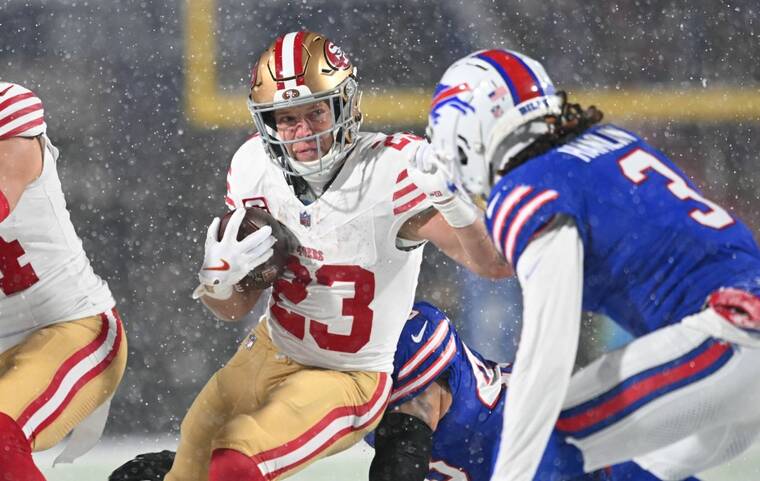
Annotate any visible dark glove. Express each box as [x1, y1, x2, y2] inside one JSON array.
[[109, 450, 176, 481]]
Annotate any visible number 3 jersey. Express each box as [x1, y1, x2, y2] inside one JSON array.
[[0, 82, 115, 353], [486, 123, 760, 336], [225, 132, 432, 373]]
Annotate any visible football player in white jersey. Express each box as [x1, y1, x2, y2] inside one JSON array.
[[0, 82, 127, 480], [162, 31, 510, 481]]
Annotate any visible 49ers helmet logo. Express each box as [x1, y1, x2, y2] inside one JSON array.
[[324, 40, 351, 70], [282, 89, 300, 100]]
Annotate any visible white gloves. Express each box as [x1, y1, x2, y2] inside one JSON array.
[[408, 142, 479, 228], [407, 141, 458, 203], [196, 208, 276, 299]]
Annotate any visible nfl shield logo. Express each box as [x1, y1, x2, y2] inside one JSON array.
[[300, 211, 311, 227]]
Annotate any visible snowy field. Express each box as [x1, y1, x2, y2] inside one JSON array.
[[33, 436, 760, 480]]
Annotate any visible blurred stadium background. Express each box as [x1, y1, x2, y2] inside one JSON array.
[[2, 0, 760, 478]]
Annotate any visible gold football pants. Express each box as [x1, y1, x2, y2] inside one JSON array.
[[0, 308, 127, 450], [166, 320, 390, 481]]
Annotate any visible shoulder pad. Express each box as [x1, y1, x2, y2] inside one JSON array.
[[226, 134, 271, 210]]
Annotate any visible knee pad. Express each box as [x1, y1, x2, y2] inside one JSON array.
[[209, 448, 265, 481]]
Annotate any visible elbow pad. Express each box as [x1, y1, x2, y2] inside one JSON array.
[[369, 412, 433, 481]]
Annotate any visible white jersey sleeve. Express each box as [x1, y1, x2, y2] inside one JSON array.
[[386, 133, 433, 226], [225, 133, 274, 213], [0, 82, 47, 140], [492, 215, 584, 481]]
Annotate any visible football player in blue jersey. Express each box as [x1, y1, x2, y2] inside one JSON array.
[[416, 49, 760, 481], [108, 301, 693, 481], [368, 301, 698, 481]]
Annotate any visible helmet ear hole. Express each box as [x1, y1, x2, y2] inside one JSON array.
[[457, 147, 468, 166], [262, 111, 276, 131]]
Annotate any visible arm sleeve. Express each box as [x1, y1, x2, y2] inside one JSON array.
[[491, 215, 584, 481], [0, 83, 46, 140], [390, 140, 433, 222]]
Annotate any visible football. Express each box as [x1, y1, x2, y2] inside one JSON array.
[[217, 207, 299, 289]]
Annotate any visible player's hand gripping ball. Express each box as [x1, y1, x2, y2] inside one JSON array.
[[217, 207, 299, 289]]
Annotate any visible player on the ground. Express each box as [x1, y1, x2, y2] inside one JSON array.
[[424, 49, 760, 481], [368, 301, 700, 481], [165, 32, 509, 481], [109, 301, 678, 481], [0, 82, 127, 480]]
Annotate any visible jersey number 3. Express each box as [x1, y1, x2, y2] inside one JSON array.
[[619, 149, 734, 229], [271, 257, 375, 353], [0, 237, 39, 295]]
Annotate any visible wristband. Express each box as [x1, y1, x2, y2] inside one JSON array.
[[434, 194, 478, 228], [0, 191, 9, 222], [192, 283, 234, 300]]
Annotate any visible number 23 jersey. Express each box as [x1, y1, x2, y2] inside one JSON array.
[[225, 132, 431, 372]]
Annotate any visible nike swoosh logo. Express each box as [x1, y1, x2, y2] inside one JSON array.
[[411, 321, 428, 343], [202, 259, 230, 271]]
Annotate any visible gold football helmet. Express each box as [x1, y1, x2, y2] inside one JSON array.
[[248, 31, 362, 176]]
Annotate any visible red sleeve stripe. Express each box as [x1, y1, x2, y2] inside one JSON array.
[[0, 117, 45, 141], [0, 102, 43, 130], [0, 91, 36, 112], [393, 193, 427, 215], [0, 90, 44, 140], [390, 336, 456, 403], [398, 320, 450, 380], [491, 185, 533, 253], [396, 169, 409, 182], [392, 182, 419, 201], [224, 196, 235, 208], [504, 189, 559, 264]]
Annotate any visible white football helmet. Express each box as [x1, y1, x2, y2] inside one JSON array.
[[248, 31, 362, 177], [427, 49, 563, 196]]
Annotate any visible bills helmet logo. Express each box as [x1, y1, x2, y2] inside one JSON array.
[[324, 40, 351, 70], [429, 83, 475, 124]]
